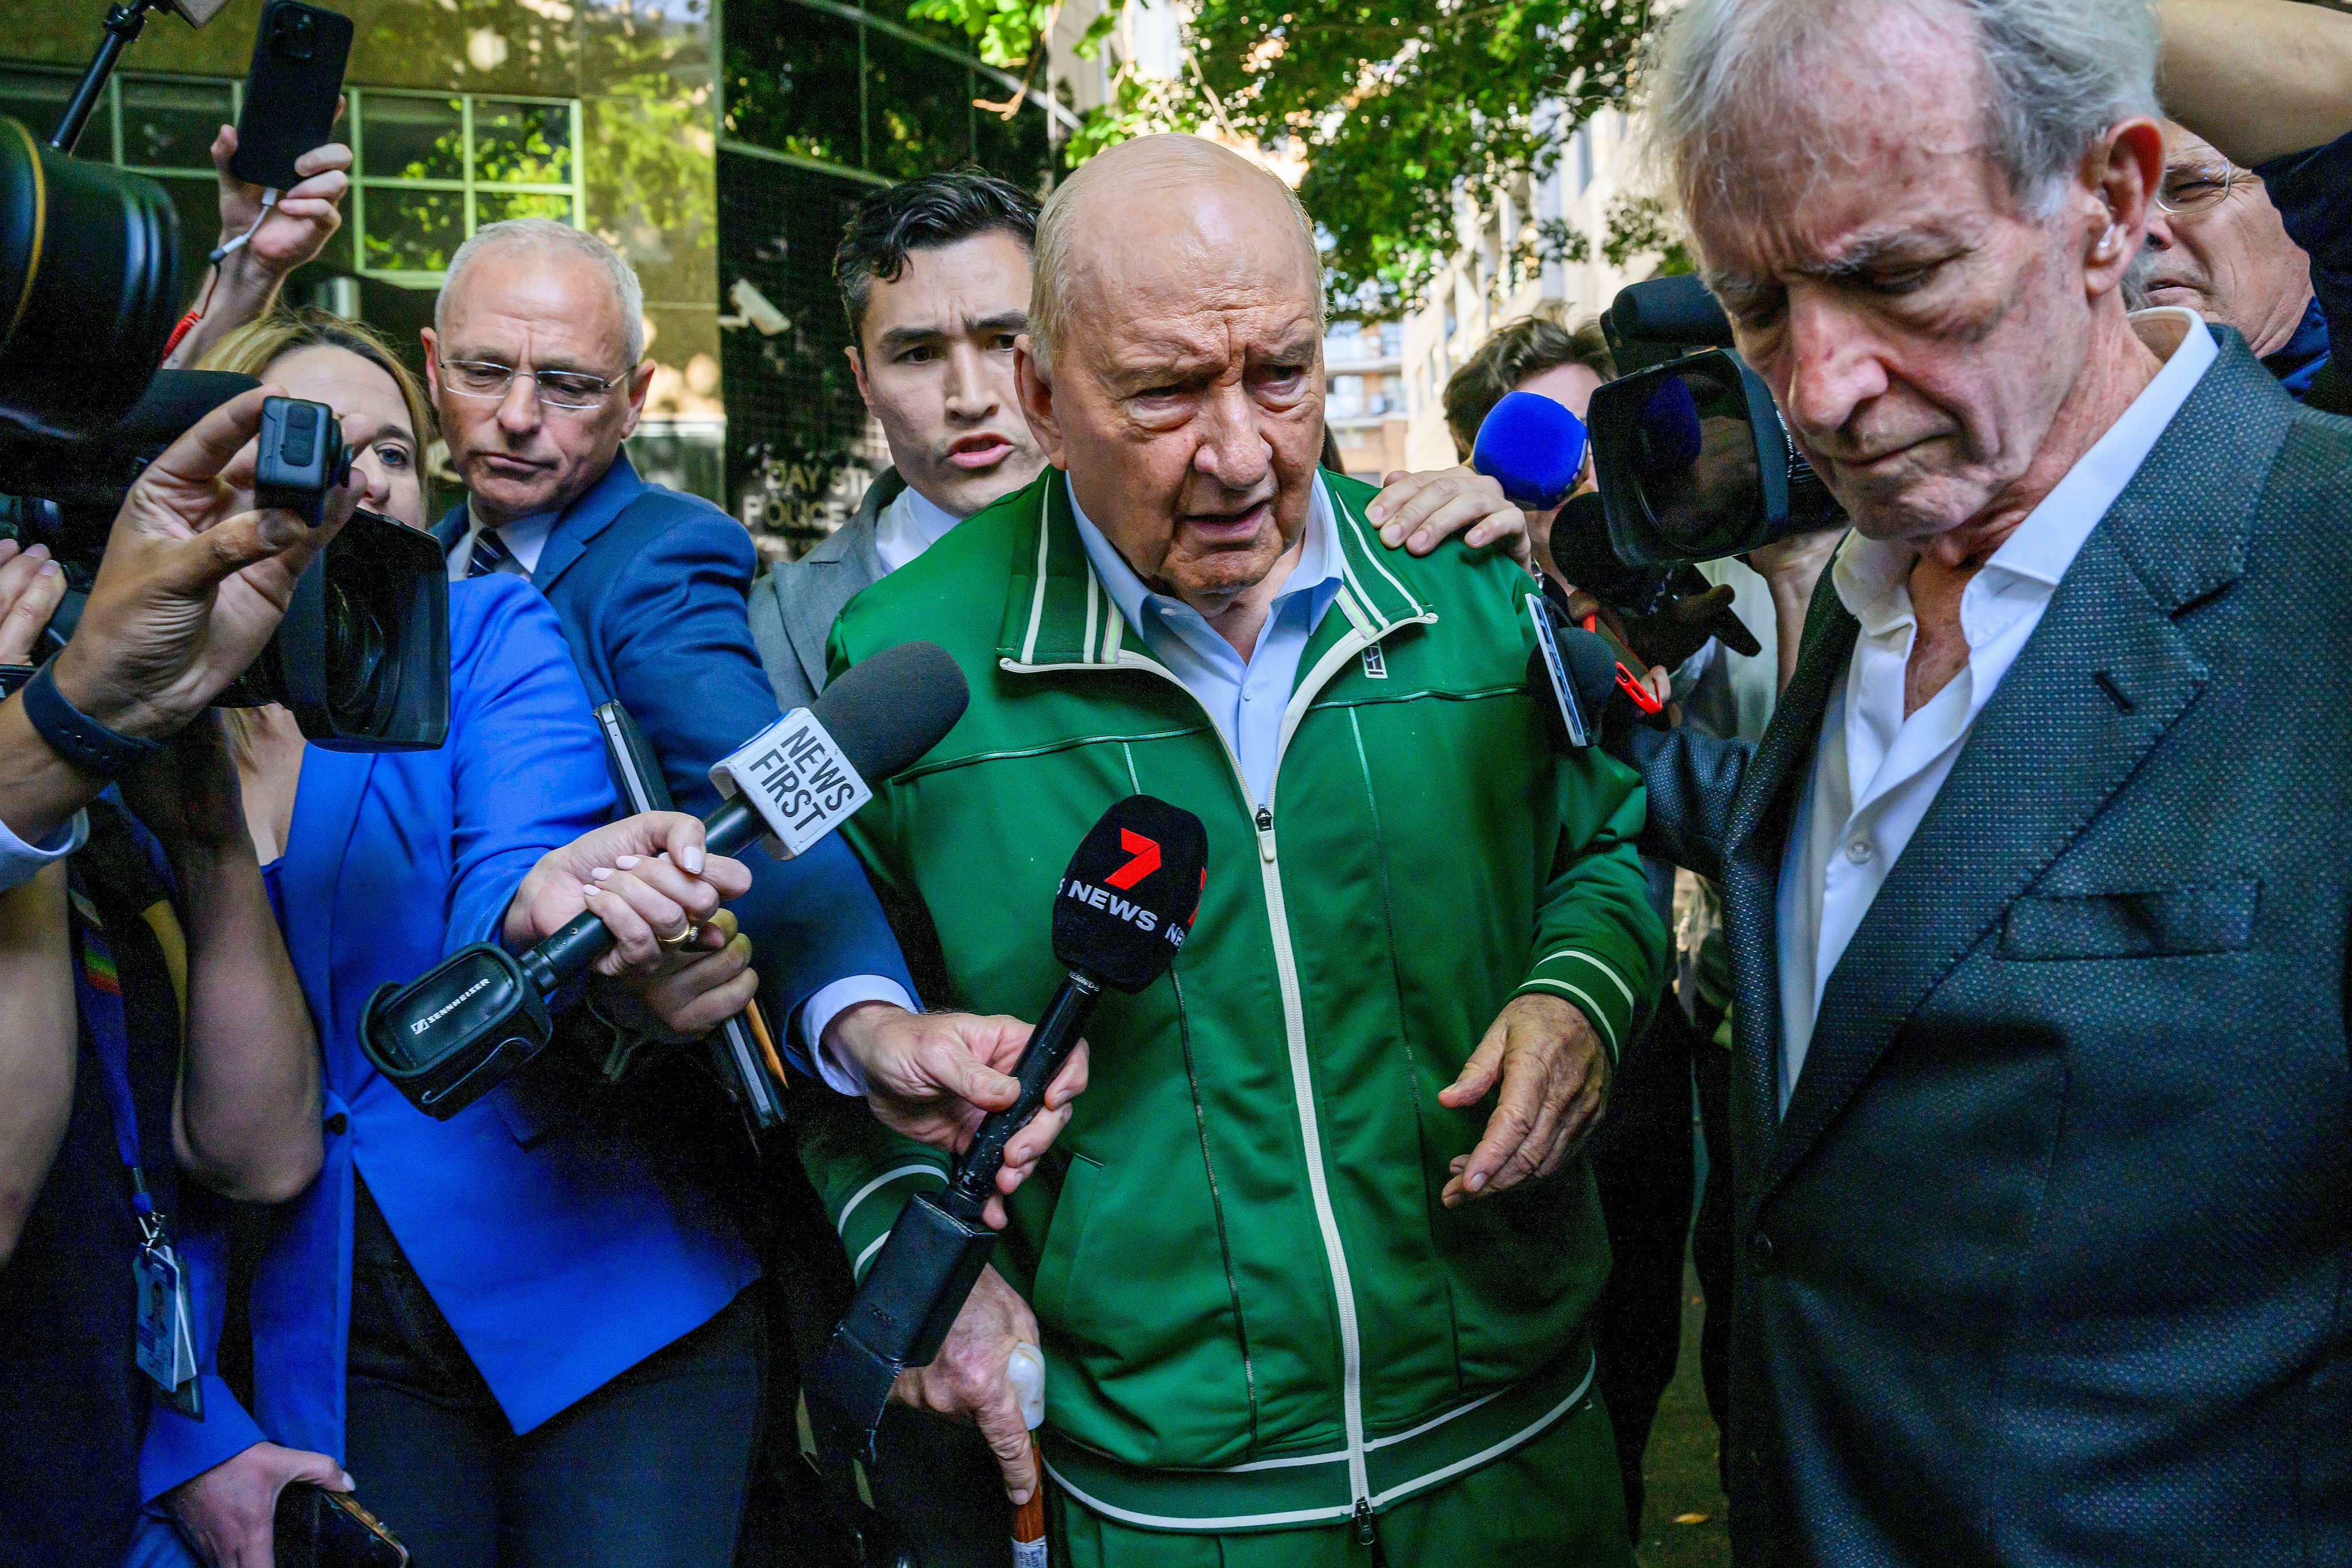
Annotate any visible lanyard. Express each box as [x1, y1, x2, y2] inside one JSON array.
[[67, 879, 160, 1237]]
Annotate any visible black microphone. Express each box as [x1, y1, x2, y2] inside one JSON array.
[[808, 793, 1209, 1458], [357, 640, 971, 1119]]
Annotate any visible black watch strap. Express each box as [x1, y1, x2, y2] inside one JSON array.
[[20, 662, 164, 779]]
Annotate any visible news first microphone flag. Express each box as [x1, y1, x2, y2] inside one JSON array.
[[792, 466, 1663, 1544]]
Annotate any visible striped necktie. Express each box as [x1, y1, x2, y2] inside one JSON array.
[[466, 524, 516, 580]]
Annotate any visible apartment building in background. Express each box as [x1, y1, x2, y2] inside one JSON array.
[[1399, 109, 1665, 466]]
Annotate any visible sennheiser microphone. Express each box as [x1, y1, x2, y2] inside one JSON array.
[[808, 793, 1209, 1458], [1473, 390, 1590, 513], [357, 640, 971, 1119]]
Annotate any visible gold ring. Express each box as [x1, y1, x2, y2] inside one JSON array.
[[657, 920, 697, 949]]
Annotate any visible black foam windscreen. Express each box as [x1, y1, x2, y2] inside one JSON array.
[[1557, 626, 1627, 716], [1051, 794, 1208, 993], [813, 640, 970, 782], [1548, 492, 1658, 609]]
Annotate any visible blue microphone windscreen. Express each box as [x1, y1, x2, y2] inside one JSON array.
[[1472, 390, 1589, 512], [1639, 377, 1704, 470]]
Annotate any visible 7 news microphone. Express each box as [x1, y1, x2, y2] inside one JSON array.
[[808, 793, 1209, 1458], [356, 640, 971, 1119]]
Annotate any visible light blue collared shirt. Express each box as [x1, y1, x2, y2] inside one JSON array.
[[1067, 473, 1346, 809]]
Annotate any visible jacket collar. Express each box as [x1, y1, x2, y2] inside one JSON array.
[[996, 468, 1430, 671], [802, 468, 904, 570], [429, 451, 649, 590], [1748, 330, 2293, 1206]]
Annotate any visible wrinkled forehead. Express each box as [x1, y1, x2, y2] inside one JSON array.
[[1065, 188, 1321, 362], [2158, 120, 2226, 169], [1682, 17, 2009, 280]]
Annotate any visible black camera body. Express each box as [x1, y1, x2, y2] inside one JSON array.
[[0, 375, 451, 752], [1585, 273, 1848, 567], [253, 394, 352, 525]]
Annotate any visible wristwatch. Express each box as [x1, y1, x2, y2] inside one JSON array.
[[20, 661, 164, 779]]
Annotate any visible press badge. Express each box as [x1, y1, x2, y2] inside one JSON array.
[[134, 1235, 202, 1418]]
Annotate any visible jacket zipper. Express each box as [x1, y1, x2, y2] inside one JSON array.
[[1012, 613, 1426, 1532]]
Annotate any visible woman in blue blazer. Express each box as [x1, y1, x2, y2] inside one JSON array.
[[134, 314, 768, 1568]]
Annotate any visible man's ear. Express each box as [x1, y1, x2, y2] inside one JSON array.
[[2087, 115, 2165, 300], [419, 327, 442, 401], [847, 343, 873, 410], [616, 358, 657, 440], [1014, 337, 1067, 469]]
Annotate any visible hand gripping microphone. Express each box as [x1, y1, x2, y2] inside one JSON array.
[[357, 641, 970, 1119], [1472, 389, 1590, 513], [808, 793, 1209, 1459]]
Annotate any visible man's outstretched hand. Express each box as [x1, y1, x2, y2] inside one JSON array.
[[827, 1002, 1087, 1230], [1438, 992, 1611, 1206]]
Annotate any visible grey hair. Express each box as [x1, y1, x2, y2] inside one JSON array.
[[435, 218, 647, 364], [1030, 134, 1322, 369], [1650, 0, 2160, 217]]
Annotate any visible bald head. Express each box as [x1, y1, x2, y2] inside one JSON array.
[[1030, 135, 1322, 368], [1014, 134, 1328, 637]]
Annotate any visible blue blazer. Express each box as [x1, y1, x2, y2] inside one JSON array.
[[137, 576, 758, 1508], [432, 454, 918, 1060]]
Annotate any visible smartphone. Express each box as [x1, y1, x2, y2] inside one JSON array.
[[228, 0, 352, 191]]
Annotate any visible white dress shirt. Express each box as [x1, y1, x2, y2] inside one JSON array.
[[1068, 474, 1345, 810], [872, 482, 963, 574], [447, 501, 559, 581], [0, 808, 86, 894], [1774, 309, 2216, 1111]]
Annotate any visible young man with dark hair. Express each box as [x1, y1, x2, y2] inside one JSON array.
[[748, 167, 1047, 712]]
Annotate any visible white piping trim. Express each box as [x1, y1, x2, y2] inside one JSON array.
[[1041, 1462, 1355, 1532], [1365, 1385, 1507, 1451], [1340, 505, 1424, 617], [1519, 978, 1620, 1055], [1044, 1355, 1596, 1530], [1366, 1352, 1594, 1509], [1223, 1449, 1345, 1473], [853, 1228, 892, 1280], [836, 1163, 944, 1239], [1083, 570, 1100, 665], [1020, 508, 1052, 665], [1535, 950, 1635, 1014]]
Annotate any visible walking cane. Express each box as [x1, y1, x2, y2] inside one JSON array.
[[1010, 1342, 1049, 1566]]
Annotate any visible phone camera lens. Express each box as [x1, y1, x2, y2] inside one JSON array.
[[275, 11, 318, 59]]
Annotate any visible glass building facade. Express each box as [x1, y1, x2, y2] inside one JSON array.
[[0, 0, 1055, 531], [717, 0, 1061, 554]]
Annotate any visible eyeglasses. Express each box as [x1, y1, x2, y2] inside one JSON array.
[[2155, 161, 2242, 221], [437, 358, 627, 411]]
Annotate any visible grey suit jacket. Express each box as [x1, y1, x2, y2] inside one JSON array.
[[746, 467, 902, 711], [1629, 331, 2352, 1567]]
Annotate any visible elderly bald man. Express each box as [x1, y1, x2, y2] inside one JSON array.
[[797, 134, 1666, 1566], [1621, 0, 2352, 1563]]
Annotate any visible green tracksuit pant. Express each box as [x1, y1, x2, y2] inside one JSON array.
[[1051, 1388, 1634, 1568]]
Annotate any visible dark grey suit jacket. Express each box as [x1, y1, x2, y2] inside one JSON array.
[[746, 467, 902, 711], [1630, 332, 2352, 1567]]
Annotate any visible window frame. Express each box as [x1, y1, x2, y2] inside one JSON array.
[[350, 86, 586, 289]]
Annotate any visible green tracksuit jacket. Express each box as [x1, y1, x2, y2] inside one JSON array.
[[801, 469, 1667, 1536]]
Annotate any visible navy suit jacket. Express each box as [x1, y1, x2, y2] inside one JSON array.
[[435, 453, 917, 1055], [1629, 333, 2352, 1566]]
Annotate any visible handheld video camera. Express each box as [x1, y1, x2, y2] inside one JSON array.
[[0, 84, 450, 750], [1585, 273, 1847, 567]]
